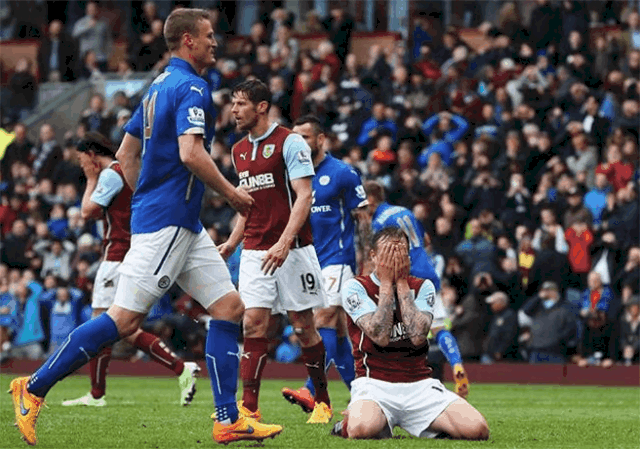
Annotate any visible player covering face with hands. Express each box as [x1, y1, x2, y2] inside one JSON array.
[[333, 227, 489, 440]]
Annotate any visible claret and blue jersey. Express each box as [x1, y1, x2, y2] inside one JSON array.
[[310, 154, 367, 272], [124, 57, 216, 235], [371, 202, 441, 291]]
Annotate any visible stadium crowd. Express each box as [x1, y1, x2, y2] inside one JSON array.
[[1, 0, 639, 369]]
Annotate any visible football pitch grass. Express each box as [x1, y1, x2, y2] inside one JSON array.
[[1, 374, 638, 449]]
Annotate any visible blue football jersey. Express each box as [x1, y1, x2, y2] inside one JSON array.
[[371, 202, 441, 290], [124, 57, 216, 234], [311, 154, 367, 271]]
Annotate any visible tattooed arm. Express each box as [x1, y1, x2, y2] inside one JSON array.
[[397, 279, 434, 346], [394, 243, 434, 346], [355, 283, 395, 347]]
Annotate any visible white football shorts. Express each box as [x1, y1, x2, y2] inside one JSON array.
[[114, 226, 235, 314], [92, 260, 121, 309], [431, 292, 449, 330], [321, 264, 355, 308], [239, 245, 326, 312], [349, 376, 459, 438]]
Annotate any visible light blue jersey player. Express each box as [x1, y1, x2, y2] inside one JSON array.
[[363, 180, 470, 399], [16, 10, 282, 446], [281, 116, 366, 413]]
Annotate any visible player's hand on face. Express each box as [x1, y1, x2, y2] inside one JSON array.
[[393, 241, 410, 281], [229, 185, 254, 216], [261, 240, 291, 276], [78, 152, 101, 180], [376, 239, 396, 284]]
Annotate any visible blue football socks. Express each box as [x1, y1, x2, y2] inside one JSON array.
[[206, 320, 241, 425], [436, 329, 463, 367], [27, 313, 120, 398], [335, 335, 355, 390]]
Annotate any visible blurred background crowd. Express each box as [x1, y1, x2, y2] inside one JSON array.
[[0, 0, 639, 369]]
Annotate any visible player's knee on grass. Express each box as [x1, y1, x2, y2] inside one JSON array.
[[243, 308, 271, 338], [432, 398, 489, 440], [208, 291, 245, 323], [315, 306, 340, 329]]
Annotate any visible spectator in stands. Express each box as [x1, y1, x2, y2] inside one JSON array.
[[270, 24, 298, 71], [38, 20, 77, 83], [322, 7, 354, 64], [80, 94, 114, 137], [620, 296, 640, 366], [532, 206, 568, 254], [596, 143, 635, 192], [591, 231, 623, 288], [47, 284, 82, 355], [521, 281, 577, 364], [526, 233, 571, 298], [451, 271, 491, 361], [72, 1, 112, 72], [356, 102, 398, 149], [565, 215, 594, 288], [625, 11, 640, 50], [37, 238, 74, 282], [2, 123, 32, 181], [1, 219, 32, 269], [584, 173, 610, 227], [566, 132, 598, 188], [482, 291, 519, 363], [418, 112, 469, 168], [564, 186, 592, 229], [8, 280, 45, 360], [577, 271, 614, 367], [133, 1, 162, 41], [132, 18, 167, 72], [31, 123, 62, 181], [7, 58, 37, 123], [455, 218, 496, 275], [602, 182, 639, 248], [110, 109, 131, 145], [616, 246, 640, 305]]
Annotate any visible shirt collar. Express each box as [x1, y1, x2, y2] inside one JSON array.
[[370, 272, 381, 286], [248, 122, 278, 144], [169, 57, 200, 76]]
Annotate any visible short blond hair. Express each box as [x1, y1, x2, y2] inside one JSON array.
[[163, 8, 211, 52]]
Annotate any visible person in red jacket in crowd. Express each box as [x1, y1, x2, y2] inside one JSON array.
[[565, 216, 594, 289], [595, 143, 634, 192]]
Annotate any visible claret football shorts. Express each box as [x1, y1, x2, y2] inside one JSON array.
[[239, 245, 326, 312], [114, 226, 235, 314], [349, 376, 459, 438]]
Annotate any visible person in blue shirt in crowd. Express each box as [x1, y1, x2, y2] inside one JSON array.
[[362, 180, 470, 398], [584, 172, 611, 228], [47, 284, 84, 355], [356, 102, 398, 148], [418, 111, 469, 168], [9, 9, 282, 447], [6, 280, 45, 360], [280, 115, 367, 413]]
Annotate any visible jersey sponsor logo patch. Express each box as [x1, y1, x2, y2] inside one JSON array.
[[158, 275, 170, 289], [319, 175, 330, 186], [240, 152, 247, 160], [263, 144, 275, 159], [187, 107, 205, 126], [238, 172, 275, 192], [190, 85, 204, 96], [297, 149, 311, 164], [346, 293, 361, 311]]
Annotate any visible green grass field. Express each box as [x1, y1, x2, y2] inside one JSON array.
[[1, 374, 638, 449]]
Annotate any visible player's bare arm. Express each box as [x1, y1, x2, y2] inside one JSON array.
[[261, 176, 312, 275], [116, 133, 142, 190], [78, 152, 104, 220], [217, 213, 246, 259], [394, 243, 433, 346], [355, 240, 396, 347], [178, 134, 253, 215]]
